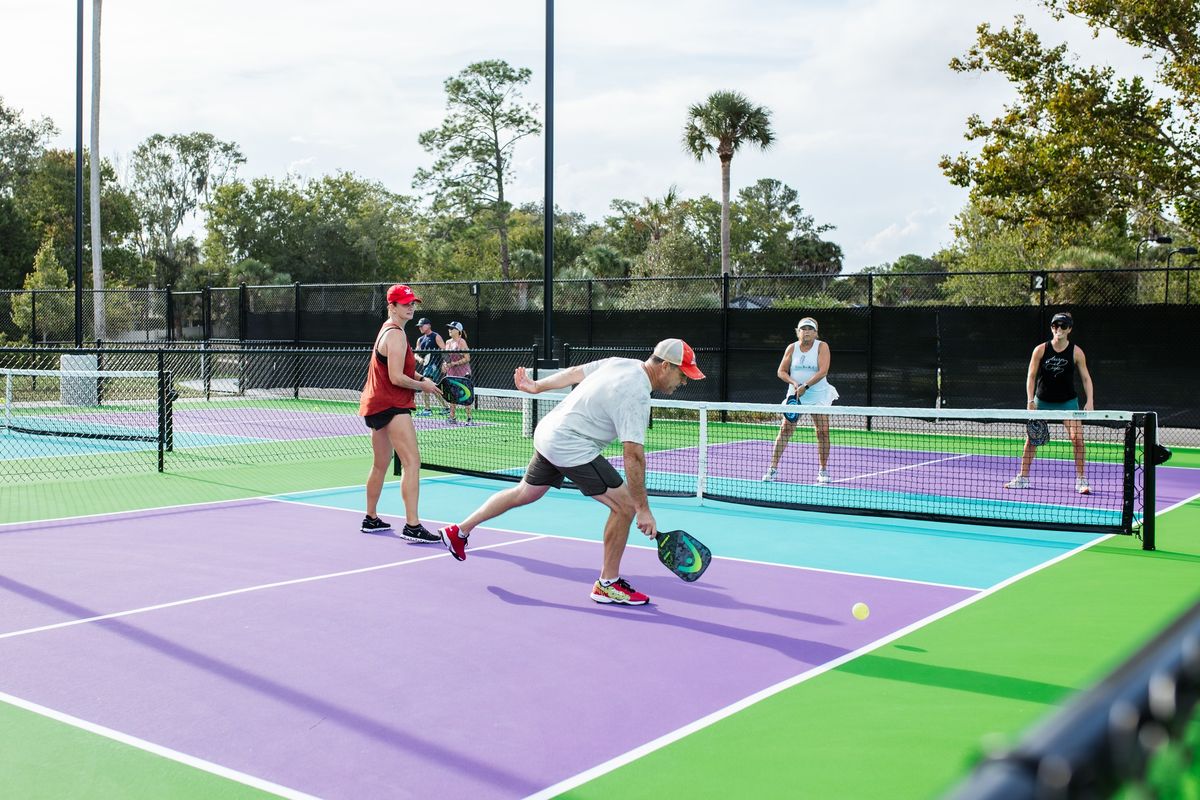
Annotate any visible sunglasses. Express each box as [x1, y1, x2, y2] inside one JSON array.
[[1050, 322, 1071, 329]]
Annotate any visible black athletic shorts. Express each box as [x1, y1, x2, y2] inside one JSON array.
[[364, 407, 412, 430], [524, 451, 624, 497]]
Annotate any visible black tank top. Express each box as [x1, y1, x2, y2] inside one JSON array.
[[1036, 340, 1077, 402]]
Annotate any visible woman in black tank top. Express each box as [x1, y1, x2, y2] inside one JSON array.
[[1004, 312, 1096, 495]]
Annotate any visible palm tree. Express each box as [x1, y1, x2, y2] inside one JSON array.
[[683, 91, 775, 276]]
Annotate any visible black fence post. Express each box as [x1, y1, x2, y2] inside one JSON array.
[[238, 282, 248, 342], [165, 284, 175, 342], [721, 273, 730, 404], [866, 274, 874, 408], [1143, 413, 1157, 551], [30, 291, 37, 344], [1037, 270, 1048, 339], [586, 280, 593, 347], [293, 282, 302, 399], [201, 285, 212, 341], [474, 282, 481, 345]]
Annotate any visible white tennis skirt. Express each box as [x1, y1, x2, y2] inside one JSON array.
[[785, 383, 839, 407]]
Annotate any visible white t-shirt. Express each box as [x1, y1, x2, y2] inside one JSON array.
[[533, 358, 652, 467]]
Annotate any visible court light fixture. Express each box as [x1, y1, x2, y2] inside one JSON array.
[[1135, 234, 1173, 266]]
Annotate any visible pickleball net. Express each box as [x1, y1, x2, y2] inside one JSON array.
[[2, 366, 174, 471], [0, 346, 1158, 547], [413, 387, 1155, 541]]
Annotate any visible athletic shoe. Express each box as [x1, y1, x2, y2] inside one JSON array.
[[416, 409, 432, 417], [399, 523, 440, 543], [1004, 476, 1030, 489], [440, 524, 467, 561], [590, 578, 650, 605], [816, 469, 831, 484], [1076, 477, 1091, 495], [361, 515, 392, 533], [762, 467, 778, 482], [436, 407, 449, 415]]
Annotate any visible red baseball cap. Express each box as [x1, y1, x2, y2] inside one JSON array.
[[653, 338, 705, 379], [386, 284, 421, 304]]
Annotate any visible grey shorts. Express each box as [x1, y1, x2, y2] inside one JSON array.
[[524, 451, 624, 497]]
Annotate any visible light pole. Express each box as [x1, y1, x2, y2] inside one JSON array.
[[1135, 235, 1172, 267], [1166, 246, 1197, 303]]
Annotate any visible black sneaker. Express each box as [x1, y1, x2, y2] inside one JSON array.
[[400, 523, 440, 543], [361, 515, 392, 533]]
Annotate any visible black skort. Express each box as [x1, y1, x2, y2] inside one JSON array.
[[364, 407, 413, 429]]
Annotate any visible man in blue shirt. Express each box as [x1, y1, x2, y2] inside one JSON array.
[[414, 318, 449, 416]]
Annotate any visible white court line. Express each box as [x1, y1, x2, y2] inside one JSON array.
[[0, 536, 539, 642], [830, 452, 972, 483], [307, 495, 987, 593], [1156, 489, 1200, 516], [523, 532, 1113, 800], [0, 690, 318, 800]]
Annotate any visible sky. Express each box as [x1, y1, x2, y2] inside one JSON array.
[[0, 0, 1153, 273]]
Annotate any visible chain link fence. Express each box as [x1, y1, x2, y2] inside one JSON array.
[[0, 343, 542, 482], [2, 269, 1197, 436]]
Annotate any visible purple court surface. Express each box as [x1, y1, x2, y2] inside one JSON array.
[[0, 498, 975, 799]]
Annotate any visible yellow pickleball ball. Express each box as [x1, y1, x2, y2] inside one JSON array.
[[852, 602, 870, 621]]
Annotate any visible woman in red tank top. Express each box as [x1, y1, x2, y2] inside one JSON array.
[[358, 284, 444, 541]]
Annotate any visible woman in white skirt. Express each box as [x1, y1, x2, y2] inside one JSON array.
[[763, 317, 838, 483]]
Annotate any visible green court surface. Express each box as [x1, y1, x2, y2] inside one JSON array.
[[2, 455, 1197, 799]]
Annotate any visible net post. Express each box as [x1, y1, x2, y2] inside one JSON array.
[[1142, 412, 1157, 551], [530, 345, 540, 433], [156, 349, 166, 472], [3, 370, 12, 430], [202, 339, 211, 401], [697, 405, 708, 502], [1121, 419, 1136, 534]]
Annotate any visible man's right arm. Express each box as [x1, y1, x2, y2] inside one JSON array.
[[514, 364, 589, 394], [621, 441, 657, 538]]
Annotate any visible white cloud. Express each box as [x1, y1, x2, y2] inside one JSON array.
[[0, 0, 1159, 274]]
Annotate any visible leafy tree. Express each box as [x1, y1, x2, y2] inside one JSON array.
[[0, 97, 57, 194], [733, 178, 843, 274], [10, 150, 141, 289], [941, 3, 1200, 242], [1045, 245, 1135, 303], [862, 253, 947, 306], [414, 60, 541, 280], [129, 132, 244, 286], [202, 172, 420, 286], [569, 244, 632, 280], [938, 204, 1046, 305], [683, 91, 775, 275], [11, 232, 72, 342]]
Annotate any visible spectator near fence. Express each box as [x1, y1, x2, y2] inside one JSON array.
[[443, 321, 472, 424], [414, 318, 448, 417]]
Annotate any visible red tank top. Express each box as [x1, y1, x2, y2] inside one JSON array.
[[358, 322, 417, 415]]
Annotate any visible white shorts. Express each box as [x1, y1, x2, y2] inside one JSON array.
[[785, 383, 839, 407]]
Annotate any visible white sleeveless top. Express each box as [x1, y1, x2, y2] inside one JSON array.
[[785, 340, 838, 405]]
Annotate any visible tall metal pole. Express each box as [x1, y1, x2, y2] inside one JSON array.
[[541, 0, 555, 365], [74, 0, 85, 347]]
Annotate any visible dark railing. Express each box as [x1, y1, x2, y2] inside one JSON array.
[[945, 599, 1200, 799]]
